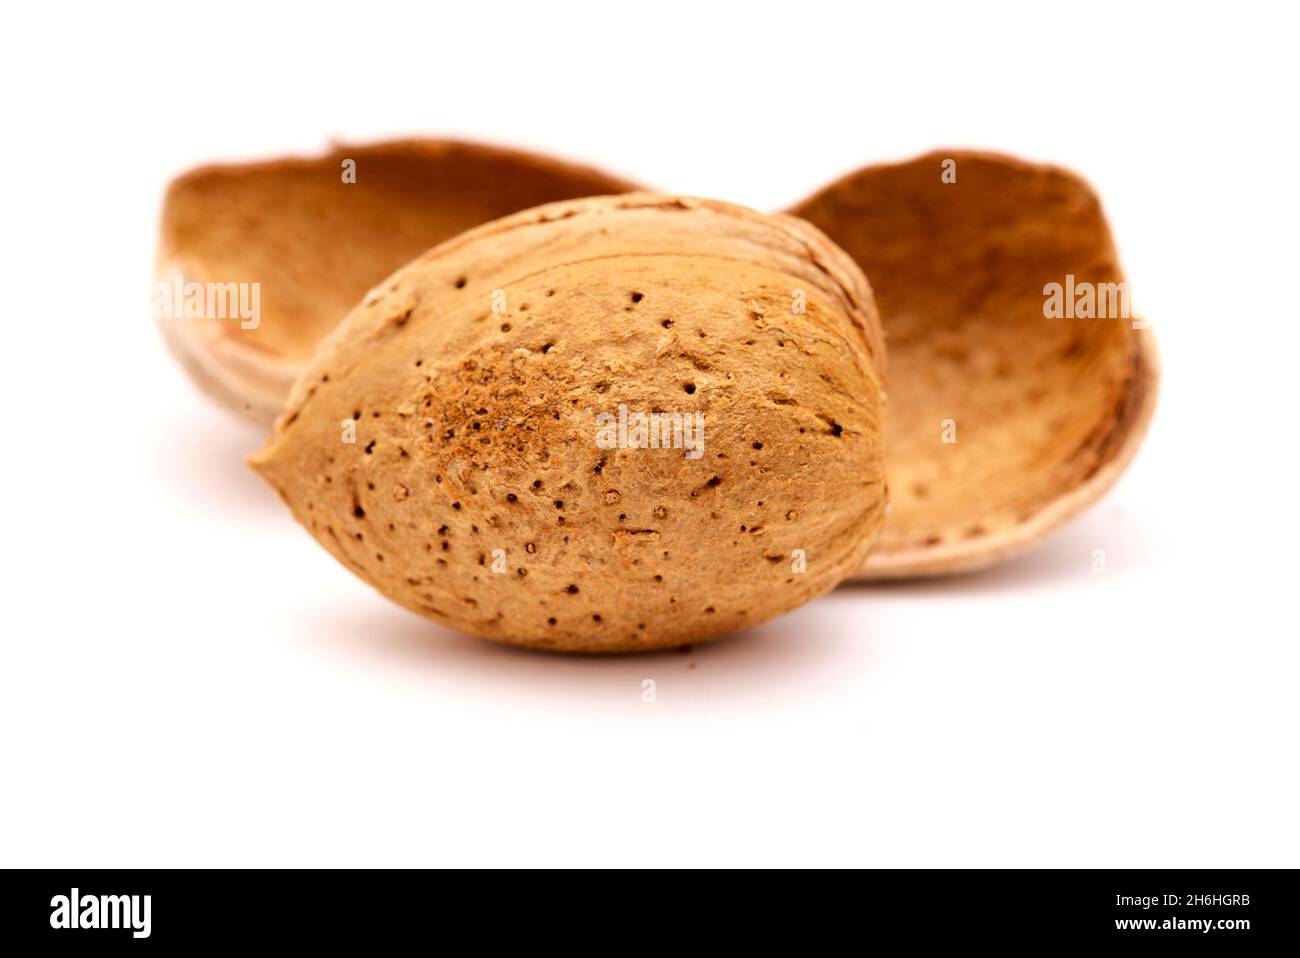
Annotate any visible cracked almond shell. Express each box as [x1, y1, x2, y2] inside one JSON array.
[[788, 150, 1158, 579], [156, 139, 642, 422], [249, 194, 887, 652]]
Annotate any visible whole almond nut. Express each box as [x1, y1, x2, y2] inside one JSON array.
[[249, 194, 887, 652]]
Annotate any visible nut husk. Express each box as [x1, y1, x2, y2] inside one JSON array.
[[249, 194, 887, 651], [156, 139, 642, 423], [788, 150, 1158, 579]]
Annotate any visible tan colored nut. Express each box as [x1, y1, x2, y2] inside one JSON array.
[[156, 139, 642, 423], [788, 150, 1158, 579], [249, 194, 887, 652]]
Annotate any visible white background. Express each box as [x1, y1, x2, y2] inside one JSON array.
[[2, 2, 1297, 867]]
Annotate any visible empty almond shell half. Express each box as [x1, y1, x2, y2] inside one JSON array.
[[156, 139, 642, 423], [788, 150, 1158, 579], [249, 194, 887, 652]]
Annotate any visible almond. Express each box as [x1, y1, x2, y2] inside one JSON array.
[[249, 195, 887, 651]]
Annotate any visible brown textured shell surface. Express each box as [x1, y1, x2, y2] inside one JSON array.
[[156, 139, 642, 423], [249, 194, 888, 652], [788, 151, 1158, 579]]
